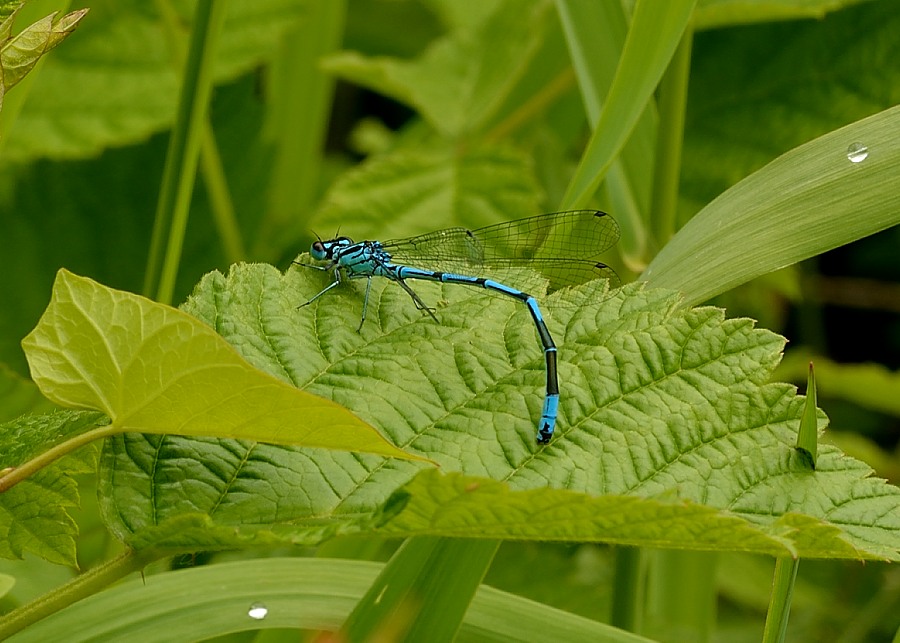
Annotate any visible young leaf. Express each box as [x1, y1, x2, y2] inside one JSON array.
[[0, 7, 88, 111], [777, 351, 900, 419], [796, 362, 818, 468], [20, 269, 412, 459], [97, 263, 900, 559]]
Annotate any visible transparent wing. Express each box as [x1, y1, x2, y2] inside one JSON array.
[[382, 210, 620, 265], [376, 210, 619, 290], [517, 258, 619, 291]]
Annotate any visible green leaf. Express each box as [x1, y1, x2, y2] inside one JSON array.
[[556, 0, 656, 264], [311, 143, 543, 240], [323, 0, 554, 137], [4, 557, 657, 643], [643, 105, 900, 305], [98, 264, 900, 559], [693, 0, 866, 29], [762, 556, 800, 643], [379, 470, 895, 560], [0, 410, 102, 565], [341, 537, 499, 642], [20, 268, 412, 459]]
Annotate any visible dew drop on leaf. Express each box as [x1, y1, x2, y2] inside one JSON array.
[[846, 142, 869, 163], [248, 602, 268, 620]]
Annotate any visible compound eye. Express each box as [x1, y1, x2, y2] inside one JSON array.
[[310, 240, 329, 260]]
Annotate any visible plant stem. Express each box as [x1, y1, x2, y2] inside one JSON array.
[[650, 24, 693, 247], [762, 557, 800, 643], [0, 423, 117, 493], [254, 0, 346, 260], [143, 0, 227, 303], [610, 545, 644, 631], [200, 121, 245, 263], [0, 549, 163, 639]]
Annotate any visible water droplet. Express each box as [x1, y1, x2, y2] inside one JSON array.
[[247, 602, 268, 620], [846, 142, 868, 163]]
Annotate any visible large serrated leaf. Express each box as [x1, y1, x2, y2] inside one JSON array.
[[19, 269, 412, 459], [98, 263, 900, 558]]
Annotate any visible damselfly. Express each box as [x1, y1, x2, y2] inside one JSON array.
[[298, 210, 619, 444]]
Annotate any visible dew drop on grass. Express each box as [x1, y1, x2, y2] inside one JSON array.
[[248, 602, 269, 620], [846, 142, 869, 163]]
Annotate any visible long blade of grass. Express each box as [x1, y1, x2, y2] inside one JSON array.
[[559, 0, 696, 210], [641, 105, 900, 305], [762, 557, 800, 643], [4, 557, 659, 642], [340, 537, 500, 643], [555, 0, 656, 268], [650, 27, 693, 247]]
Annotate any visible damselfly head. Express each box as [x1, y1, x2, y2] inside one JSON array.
[[310, 236, 354, 261]]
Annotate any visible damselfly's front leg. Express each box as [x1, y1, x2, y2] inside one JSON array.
[[297, 262, 343, 308]]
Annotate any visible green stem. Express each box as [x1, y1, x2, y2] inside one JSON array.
[[0, 423, 117, 493], [650, 24, 693, 247], [143, 0, 227, 303], [610, 545, 643, 631], [151, 0, 244, 266], [483, 67, 577, 142], [254, 0, 346, 260], [200, 121, 245, 263], [644, 550, 716, 642], [762, 557, 800, 643], [0, 548, 163, 639]]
